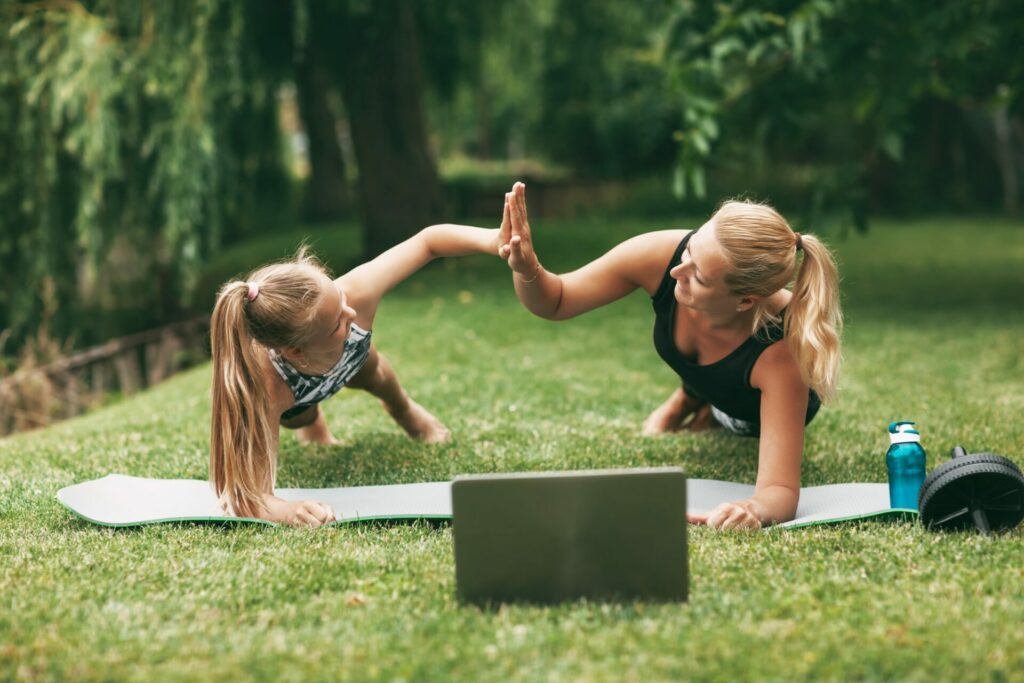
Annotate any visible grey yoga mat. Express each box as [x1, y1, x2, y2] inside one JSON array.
[[57, 474, 917, 530]]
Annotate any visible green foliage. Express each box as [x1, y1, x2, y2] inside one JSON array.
[[429, 0, 680, 178], [0, 0, 290, 355], [537, 0, 680, 177], [662, 0, 1024, 227]]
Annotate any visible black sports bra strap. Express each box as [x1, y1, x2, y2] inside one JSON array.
[[653, 230, 695, 303]]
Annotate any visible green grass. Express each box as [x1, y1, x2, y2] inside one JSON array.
[[2, 215, 1023, 682]]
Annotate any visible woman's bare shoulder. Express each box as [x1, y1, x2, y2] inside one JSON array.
[[619, 229, 691, 294], [749, 339, 804, 392]]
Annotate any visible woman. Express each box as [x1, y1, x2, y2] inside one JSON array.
[[497, 182, 842, 530], [210, 224, 506, 527]]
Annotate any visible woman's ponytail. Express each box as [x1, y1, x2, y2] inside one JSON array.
[[714, 200, 843, 403], [783, 234, 843, 403]]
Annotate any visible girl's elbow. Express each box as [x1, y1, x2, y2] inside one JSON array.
[[417, 225, 443, 259]]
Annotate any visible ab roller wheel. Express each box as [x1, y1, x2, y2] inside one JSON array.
[[918, 446, 1024, 534]]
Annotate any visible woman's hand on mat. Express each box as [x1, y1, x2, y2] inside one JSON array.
[[265, 496, 336, 528], [498, 182, 541, 278], [702, 501, 763, 530]]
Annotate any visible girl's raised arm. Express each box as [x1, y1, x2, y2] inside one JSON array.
[[338, 223, 501, 318]]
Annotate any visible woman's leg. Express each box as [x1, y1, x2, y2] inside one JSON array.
[[642, 385, 707, 435], [280, 404, 340, 445], [683, 403, 723, 432], [348, 348, 451, 443]]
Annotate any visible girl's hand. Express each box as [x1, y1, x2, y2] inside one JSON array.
[[702, 501, 763, 530], [265, 496, 336, 527], [498, 182, 541, 278], [495, 190, 512, 254]]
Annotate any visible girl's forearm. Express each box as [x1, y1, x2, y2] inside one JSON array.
[[422, 224, 498, 258]]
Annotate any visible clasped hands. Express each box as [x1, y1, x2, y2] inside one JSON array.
[[495, 181, 541, 279]]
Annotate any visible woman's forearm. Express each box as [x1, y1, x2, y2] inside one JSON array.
[[422, 224, 498, 258], [513, 266, 565, 320]]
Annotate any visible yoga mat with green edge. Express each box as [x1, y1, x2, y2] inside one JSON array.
[[56, 474, 918, 529]]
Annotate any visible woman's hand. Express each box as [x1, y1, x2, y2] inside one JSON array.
[[497, 182, 541, 278], [690, 500, 763, 530], [264, 496, 336, 528]]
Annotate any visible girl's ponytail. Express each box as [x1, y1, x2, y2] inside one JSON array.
[[209, 281, 277, 517]]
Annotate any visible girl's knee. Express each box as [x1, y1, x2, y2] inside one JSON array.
[[280, 405, 319, 429]]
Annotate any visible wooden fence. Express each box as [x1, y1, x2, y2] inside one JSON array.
[[0, 316, 210, 436]]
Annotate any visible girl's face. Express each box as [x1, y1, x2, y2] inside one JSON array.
[[669, 221, 747, 314], [295, 277, 358, 371]]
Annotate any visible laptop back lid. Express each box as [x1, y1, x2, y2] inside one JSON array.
[[452, 467, 687, 604]]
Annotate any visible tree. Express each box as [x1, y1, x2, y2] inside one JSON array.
[[662, 0, 1024, 225], [311, 0, 445, 256], [1, 0, 290, 354]]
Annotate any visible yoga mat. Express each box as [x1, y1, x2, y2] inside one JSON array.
[[57, 474, 917, 530]]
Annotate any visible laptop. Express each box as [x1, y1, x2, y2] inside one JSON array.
[[451, 467, 688, 604]]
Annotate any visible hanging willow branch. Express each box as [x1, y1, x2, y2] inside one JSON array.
[[1, 0, 289, 356]]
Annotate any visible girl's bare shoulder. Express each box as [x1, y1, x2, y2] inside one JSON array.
[[254, 343, 295, 416]]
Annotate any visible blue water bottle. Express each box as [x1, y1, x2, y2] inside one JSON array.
[[886, 421, 927, 509]]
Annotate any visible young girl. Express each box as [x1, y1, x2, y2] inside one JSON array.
[[210, 224, 506, 527], [497, 182, 842, 530]]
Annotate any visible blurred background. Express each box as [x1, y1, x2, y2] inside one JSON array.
[[1, 0, 1022, 433]]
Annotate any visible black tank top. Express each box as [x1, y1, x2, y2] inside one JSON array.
[[651, 231, 821, 424]]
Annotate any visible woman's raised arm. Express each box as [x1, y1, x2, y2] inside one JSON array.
[[499, 182, 685, 320]]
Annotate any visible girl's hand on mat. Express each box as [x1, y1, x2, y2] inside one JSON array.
[[498, 182, 541, 278], [266, 497, 336, 527], [288, 500, 336, 527], [704, 501, 762, 530]]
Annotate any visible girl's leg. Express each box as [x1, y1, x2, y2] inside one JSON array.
[[348, 348, 451, 443], [280, 404, 340, 446], [642, 385, 706, 435]]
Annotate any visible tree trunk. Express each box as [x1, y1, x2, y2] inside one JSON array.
[[990, 106, 1019, 213], [335, 0, 444, 257], [295, 49, 350, 221], [963, 105, 1020, 213]]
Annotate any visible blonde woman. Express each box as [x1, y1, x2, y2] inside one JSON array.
[[210, 225, 505, 527], [498, 182, 842, 530]]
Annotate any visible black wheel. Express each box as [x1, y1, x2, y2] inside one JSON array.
[[918, 447, 1024, 533]]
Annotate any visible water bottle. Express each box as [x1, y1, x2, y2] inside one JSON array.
[[886, 421, 927, 509]]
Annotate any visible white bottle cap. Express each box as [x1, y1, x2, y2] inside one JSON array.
[[889, 431, 921, 444]]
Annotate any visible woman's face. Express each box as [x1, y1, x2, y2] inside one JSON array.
[[669, 221, 743, 314], [296, 276, 358, 371]]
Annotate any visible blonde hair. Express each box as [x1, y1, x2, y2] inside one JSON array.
[[712, 200, 843, 403], [209, 248, 330, 517]]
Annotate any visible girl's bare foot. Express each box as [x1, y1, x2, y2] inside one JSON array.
[[295, 423, 342, 446], [642, 388, 703, 435], [386, 398, 452, 443]]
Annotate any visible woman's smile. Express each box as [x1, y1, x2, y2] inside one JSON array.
[[674, 280, 688, 300]]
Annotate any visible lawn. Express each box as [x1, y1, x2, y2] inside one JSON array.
[[2, 214, 1023, 682]]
